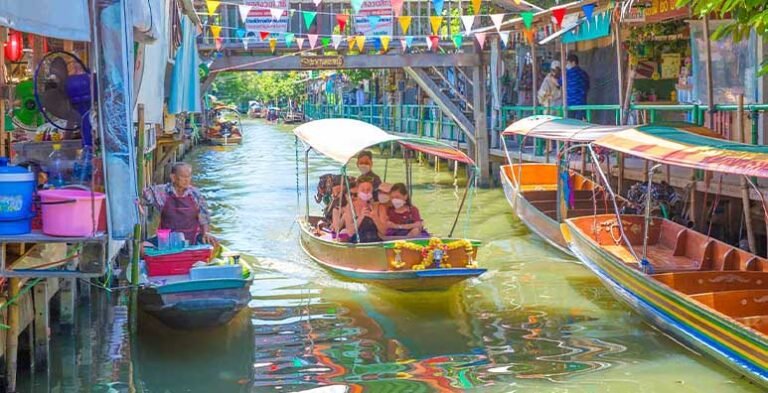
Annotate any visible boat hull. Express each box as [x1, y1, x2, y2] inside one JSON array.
[[563, 219, 768, 387], [207, 135, 243, 146], [299, 220, 485, 291], [139, 278, 251, 329]]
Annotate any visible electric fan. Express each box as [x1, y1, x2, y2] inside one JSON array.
[[33, 51, 94, 147], [11, 80, 43, 131]]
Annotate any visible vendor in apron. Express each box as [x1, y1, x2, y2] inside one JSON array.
[[141, 162, 214, 245]]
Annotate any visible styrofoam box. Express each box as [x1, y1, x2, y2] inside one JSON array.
[[189, 264, 242, 280]]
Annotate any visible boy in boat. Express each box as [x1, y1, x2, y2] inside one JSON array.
[[141, 162, 215, 245]]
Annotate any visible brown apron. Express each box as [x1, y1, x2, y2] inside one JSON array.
[[160, 191, 201, 245]]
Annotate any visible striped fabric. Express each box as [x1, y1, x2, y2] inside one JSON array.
[[560, 66, 590, 106]]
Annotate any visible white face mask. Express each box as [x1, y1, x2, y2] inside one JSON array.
[[378, 194, 390, 203], [358, 192, 373, 202], [358, 164, 371, 174], [391, 198, 406, 209], [566, 63, 574, 70]]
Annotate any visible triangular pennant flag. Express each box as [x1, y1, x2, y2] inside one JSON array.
[[348, 36, 356, 50], [430, 35, 439, 51], [214, 37, 223, 51], [373, 37, 381, 51], [475, 32, 486, 49], [243, 38, 249, 50], [351, 0, 364, 14], [235, 28, 246, 39], [337, 14, 349, 32], [379, 35, 391, 52], [331, 35, 342, 49], [523, 28, 534, 44], [400, 38, 408, 51], [499, 31, 510, 47], [460, 15, 475, 32], [321, 36, 331, 48], [296, 37, 305, 50], [582, 3, 595, 20], [452, 33, 463, 48], [425, 36, 433, 50], [206, 0, 220, 15], [429, 16, 443, 35], [471, 0, 481, 14], [303, 11, 317, 30], [285, 33, 295, 48], [552, 8, 566, 28], [521, 12, 534, 29], [391, 0, 404, 17], [259, 31, 270, 40], [238, 5, 252, 23], [368, 15, 381, 29], [405, 36, 414, 48], [313, 0, 322, 6], [308, 34, 319, 49], [356, 35, 366, 51], [513, 0, 521, 4], [210, 25, 222, 39], [490, 14, 504, 32], [269, 38, 277, 53], [398, 16, 412, 35], [270, 8, 283, 21], [432, 0, 444, 14]]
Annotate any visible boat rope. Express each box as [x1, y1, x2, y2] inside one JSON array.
[[463, 166, 479, 238]]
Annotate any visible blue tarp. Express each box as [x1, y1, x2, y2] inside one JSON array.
[[0, 0, 90, 41], [168, 16, 202, 114], [562, 11, 611, 44]]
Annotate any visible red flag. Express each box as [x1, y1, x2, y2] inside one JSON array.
[[260, 31, 270, 40], [336, 14, 348, 32], [430, 35, 439, 52], [552, 8, 566, 28]]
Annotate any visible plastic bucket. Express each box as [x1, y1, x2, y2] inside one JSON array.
[[39, 189, 106, 237]]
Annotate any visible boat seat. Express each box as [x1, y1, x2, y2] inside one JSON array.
[[602, 244, 704, 272], [652, 271, 768, 294], [735, 315, 768, 335], [690, 289, 768, 318], [519, 184, 558, 192]]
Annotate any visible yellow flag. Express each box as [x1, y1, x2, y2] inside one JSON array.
[[429, 16, 443, 35], [206, 0, 220, 14], [471, 0, 481, 14], [210, 25, 222, 39], [398, 16, 412, 35], [269, 38, 277, 53], [356, 35, 366, 51], [513, 0, 521, 4], [348, 36, 356, 51], [380, 35, 391, 52]]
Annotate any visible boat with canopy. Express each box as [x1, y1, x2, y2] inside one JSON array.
[[500, 115, 630, 254], [294, 119, 485, 291], [561, 124, 768, 387], [206, 105, 244, 146]]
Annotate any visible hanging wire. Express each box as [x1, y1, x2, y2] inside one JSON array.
[[462, 166, 479, 238]]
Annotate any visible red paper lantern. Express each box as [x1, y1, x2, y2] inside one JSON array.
[[4, 30, 24, 62]]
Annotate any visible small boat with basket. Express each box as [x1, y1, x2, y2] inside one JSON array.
[[206, 105, 244, 146]]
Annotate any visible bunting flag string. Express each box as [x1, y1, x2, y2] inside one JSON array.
[[210, 25, 222, 39], [582, 3, 596, 20], [430, 35, 439, 51], [215, 37, 223, 50], [368, 15, 381, 29], [433, 0, 444, 15], [355, 35, 366, 51], [270, 8, 283, 21], [523, 28, 534, 44], [351, 0, 364, 14], [521, 12, 534, 29], [303, 11, 317, 30], [332, 34, 342, 49], [313, 0, 322, 6], [237, 5, 251, 23], [460, 15, 474, 32], [205, 0, 220, 15], [452, 33, 463, 48], [425, 36, 433, 50], [499, 31, 510, 47], [398, 16, 412, 34], [296, 37, 305, 50], [471, 0, 481, 15], [285, 33, 295, 47], [373, 37, 381, 51], [552, 8, 566, 28], [380, 35, 391, 52], [308, 34, 318, 49], [475, 32, 486, 49], [347, 36, 356, 50], [259, 31, 270, 40], [400, 38, 408, 51], [269, 38, 277, 53], [429, 16, 443, 35], [490, 14, 504, 32], [321, 36, 331, 48], [336, 14, 348, 32], [391, 0, 404, 17], [405, 36, 414, 49]]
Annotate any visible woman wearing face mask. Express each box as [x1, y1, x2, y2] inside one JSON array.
[[339, 176, 383, 243], [385, 183, 426, 238], [356, 151, 382, 194]]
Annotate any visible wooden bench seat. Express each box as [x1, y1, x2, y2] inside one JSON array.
[[652, 271, 768, 294], [690, 289, 768, 318]]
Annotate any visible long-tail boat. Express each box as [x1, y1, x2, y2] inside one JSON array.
[[499, 115, 627, 254], [561, 125, 768, 387], [206, 105, 244, 146], [294, 119, 485, 291]]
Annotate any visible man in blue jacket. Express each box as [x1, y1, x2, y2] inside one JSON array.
[[558, 54, 590, 120]]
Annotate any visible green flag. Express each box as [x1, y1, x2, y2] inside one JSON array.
[[321, 37, 331, 48], [285, 33, 295, 48], [303, 11, 317, 30], [452, 34, 463, 48], [521, 12, 533, 29]]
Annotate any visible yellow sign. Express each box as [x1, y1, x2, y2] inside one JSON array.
[[299, 56, 344, 69]]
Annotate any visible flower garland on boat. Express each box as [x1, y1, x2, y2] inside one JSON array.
[[391, 238, 476, 270]]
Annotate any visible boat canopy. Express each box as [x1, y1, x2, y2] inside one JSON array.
[[593, 125, 768, 178], [502, 115, 630, 142], [294, 119, 475, 165]]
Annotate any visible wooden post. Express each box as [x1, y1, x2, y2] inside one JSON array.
[[703, 16, 715, 129], [614, 18, 624, 125], [1, 27, 7, 158], [131, 105, 146, 333], [737, 95, 756, 252], [472, 62, 490, 187], [33, 280, 50, 370], [531, 39, 538, 114], [4, 278, 20, 392], [59, 278, 76, 327], [618, 153, 625, 195], [560, 41, 568, 118]]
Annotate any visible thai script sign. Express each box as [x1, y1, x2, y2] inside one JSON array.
[[354, 0, 393, 36], [299, 56, 344, 69], [245, 0, 289, 34]]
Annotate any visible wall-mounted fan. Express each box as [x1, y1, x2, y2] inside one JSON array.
[[11, 80, 43, 131], [33, 51, 94, 147]]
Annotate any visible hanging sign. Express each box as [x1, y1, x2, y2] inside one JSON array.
[[244, 0, 289, 33], [645, 0, 689, 23], [354, 0, 394, 36], [300, 56, 344, 69]]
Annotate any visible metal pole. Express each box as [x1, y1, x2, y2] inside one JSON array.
[[531, 40, 538, 115], [738, 95, 757, 252], [614, 20, 624, 125], [305, 148, 311, 221], [560, 41, 568, 118], [703, 15, 715, 129], [642, 164, 662, 273], [342, 167, 360, 241]]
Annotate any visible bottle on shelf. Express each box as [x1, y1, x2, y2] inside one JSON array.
[[47, 144, 67, 188]]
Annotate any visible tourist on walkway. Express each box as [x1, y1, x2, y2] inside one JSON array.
[[537, 60, 562, 114], [355, 84, 366, 106], [559, 54, 590, 120]]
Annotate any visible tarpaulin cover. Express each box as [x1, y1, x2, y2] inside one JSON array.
[[593, 125, 768, 178], [502, 115, 631, 142], [134, 0, 169, 125], [0, 0, 90, 41], [168, 15, 201, 114]]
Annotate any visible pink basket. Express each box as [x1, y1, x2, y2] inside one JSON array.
[[38, 189, 106, 237]]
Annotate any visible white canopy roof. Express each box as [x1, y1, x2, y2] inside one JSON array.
[[503, 115, 631, 142], [294, 119, 401, 164], [0, 0, 91, 41]]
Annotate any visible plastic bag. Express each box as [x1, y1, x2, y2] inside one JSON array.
[[133, 0, 160, 43]]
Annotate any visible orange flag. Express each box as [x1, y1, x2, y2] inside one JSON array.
[[524, 28, 534, 44], [471, 0, 481, 14]]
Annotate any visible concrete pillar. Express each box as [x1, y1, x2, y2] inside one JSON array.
[[472, 64, 490, 187]]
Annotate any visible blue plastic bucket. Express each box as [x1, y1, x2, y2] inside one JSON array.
[[0, 157, 35, 235]]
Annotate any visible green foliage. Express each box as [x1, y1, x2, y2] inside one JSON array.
[[341, 69, 373, 85], [678, 0, 767, 73], [211, 71, 307, 106]]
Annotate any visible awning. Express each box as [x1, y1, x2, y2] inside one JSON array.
[[502, 115, 631, 142], [538, 19, 583, 45], [592, 125, 768, 178], [294, 119, 474, 165], [0, 0, 90, 41]]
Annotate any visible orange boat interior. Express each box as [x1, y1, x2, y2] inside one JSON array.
[[568, 214, 768, 336], [503, 164, 614, 219]]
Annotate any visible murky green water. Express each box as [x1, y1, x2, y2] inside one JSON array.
[[19, 121, 761, 392]]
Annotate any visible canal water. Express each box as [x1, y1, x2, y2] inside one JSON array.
[[19, 121, 761, 392]]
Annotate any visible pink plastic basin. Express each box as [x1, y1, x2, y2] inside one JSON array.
[[38, 189, 106, 237]]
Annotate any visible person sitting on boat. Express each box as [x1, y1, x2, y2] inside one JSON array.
[[337, 176, 384, 243], [385, 183, 427, 238], [357, 151, 382, 193], [375, 182, 393, 222], [141, 162, 215, 245]]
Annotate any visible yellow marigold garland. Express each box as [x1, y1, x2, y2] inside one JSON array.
[[390, 238, 477, 270]]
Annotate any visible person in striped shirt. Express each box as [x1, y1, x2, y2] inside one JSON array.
[[558, 54, 590, 120]]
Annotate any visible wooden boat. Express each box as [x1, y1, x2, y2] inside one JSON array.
[[205, 105, 244, 146], [500, 116, 627, 254], [562, 124, 768, 387], [294, 119, 486, 291], [139, 247, 253, 329], [283, 109, 304, 124]]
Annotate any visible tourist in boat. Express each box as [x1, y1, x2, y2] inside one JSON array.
[[375, 182, 393, 222], [385, 183, 426, 238], [356, 150, 382, 192], [337, 176, 383, 243], [141, 162, 215, 245]]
